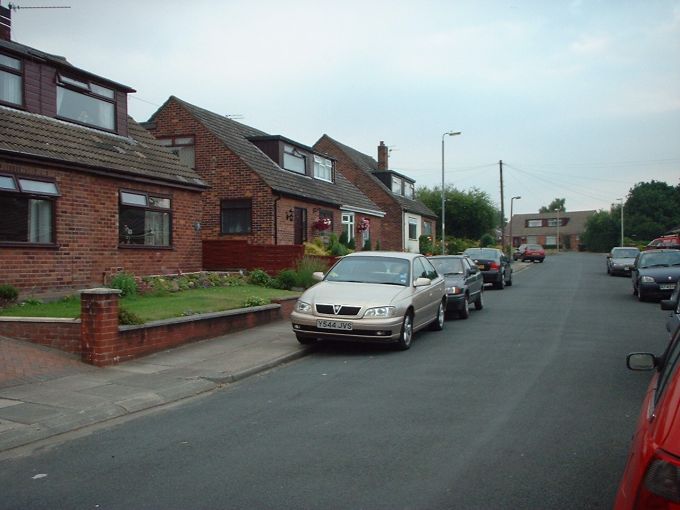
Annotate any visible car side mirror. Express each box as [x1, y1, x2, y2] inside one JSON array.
[[660, 299, 676, 311], [312, 272, 324, 281], [627, 353, 657, 371], [413, 277, 432, 287]]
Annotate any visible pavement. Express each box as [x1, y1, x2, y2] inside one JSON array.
[[0, 320, 310, 457]]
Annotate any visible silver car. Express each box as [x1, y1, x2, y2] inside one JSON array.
[[606, 246, 640, 276], [291, 252, 447, 350]]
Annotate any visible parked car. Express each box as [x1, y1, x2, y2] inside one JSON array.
[[631, 249, 680, 302], [661, 285, 680, 339], [428, 255, 484, 319], [644, 232, 680, 251], [462, 247, 513, 289], [290, 252, 447, 350], [513, 244, 527, 261], [607, 246, 640, 276], [614, 326, 680, 509], [520, 244, 545, 263]]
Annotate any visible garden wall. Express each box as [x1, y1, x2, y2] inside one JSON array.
[[203, 240, 305, 274]]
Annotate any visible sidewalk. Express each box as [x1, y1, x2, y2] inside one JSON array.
[[0, 320, 309, 456]]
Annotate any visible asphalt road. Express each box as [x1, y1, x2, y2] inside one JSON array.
[[0, 252, 672, 510]]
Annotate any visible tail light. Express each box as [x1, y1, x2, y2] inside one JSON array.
[[489, 262, 500, 270], [636, 449, 680, 509]]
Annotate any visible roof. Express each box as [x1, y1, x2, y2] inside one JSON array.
[[316, 134, 437, 219], [510, 210, 597, 236], [0, 105, 207, 189], [0, 38, 135, 93], [152, 97, 383, 214]]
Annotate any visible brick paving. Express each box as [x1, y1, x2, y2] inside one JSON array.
[[0, 336, 93, 389]]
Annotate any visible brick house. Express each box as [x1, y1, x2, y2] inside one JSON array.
[[509, 210, 596, 251], [314, 135, 437, 252], [0, 13, 207, 297], [143, 97, 385, 268]]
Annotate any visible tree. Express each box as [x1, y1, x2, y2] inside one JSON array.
[[539, 198, 566, 213], [581, 210, 618, 252], [417, 185, 498, 241], [624, 181, 680, 242]]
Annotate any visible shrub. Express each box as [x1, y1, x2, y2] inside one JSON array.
[[304, 241, 329, 256], [295, 256, 329, 289], [363, 239, 372, 251], [110, 272, 138, 297], [248, 269, 272, 287], [243, 296, 268, 307], [0, 284, 19, 303], [330, 241, 349, 257], [337, 231, 347, 246], [419, 235, 433, 254], [118, 307, 144, 325], [479, 233, 495, 248], [276, 269, 298, 290]]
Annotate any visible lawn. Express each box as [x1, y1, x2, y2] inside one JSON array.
[[0, 285, 301, 322]]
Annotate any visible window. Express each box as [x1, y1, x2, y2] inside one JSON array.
[[391, 176, 402, 195], [423, 222, 432, 236], [0, 53, 22, 106], [342, 212, 355, 241], [0, 175, 58, 244], [119, 191, 171, 246], [158, 136, 196, 169], [405, 182, 415, 199], [283, 144, 306, 174], [221, 199, 252, 234], [527, 219, 542, 228], [57, 74, 115, 130], [313, 155, 332, 182], [408, 217, 418, 240]]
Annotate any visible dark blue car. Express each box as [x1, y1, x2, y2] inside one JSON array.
[[632, 249, 680, 302], [428, 255, 484, 319]]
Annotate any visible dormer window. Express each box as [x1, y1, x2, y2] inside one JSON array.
[[313, 155, 332, 182], [283, 144, 306, 174], [391, 176, 402, 195], [56, 74, 115, 131], [405, 182, 415, 199], [0, 53, 22, 107]]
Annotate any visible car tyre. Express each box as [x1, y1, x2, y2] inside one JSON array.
[[474, 290, 484, 310], [506, 273, 513, 287], [638, 287, 647, 302], [494, 272, 505, 290], [430, 301, 445, 330], [295, 333, 316, 345], [458, 295, 470, 319], [395, 312, 413, 350]]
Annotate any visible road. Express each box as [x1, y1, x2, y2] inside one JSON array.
[[0, 252, 672, 509]]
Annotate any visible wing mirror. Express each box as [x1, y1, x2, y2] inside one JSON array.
[[312, 272, 324, 282], [413, 277, 432, 287], [627, 353, 657, 371]]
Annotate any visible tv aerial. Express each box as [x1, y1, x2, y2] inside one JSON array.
[[6, 3, 71, 10]]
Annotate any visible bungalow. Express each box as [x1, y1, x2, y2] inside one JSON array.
[[314, 135, 437, 252], [0, 9, 207, 297], [509, 210, 596, 251], [143, 97, 385, 271]]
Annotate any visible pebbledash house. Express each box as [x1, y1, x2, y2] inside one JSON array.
[[0, 17, 206, 298], [143, 96, 386, 272]]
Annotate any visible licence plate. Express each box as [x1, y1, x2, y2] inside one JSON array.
[[317, 319, 353, 331], [477, 264, 485, 270], [660, 283, 676, 290]]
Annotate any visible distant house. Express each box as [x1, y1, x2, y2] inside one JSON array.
[[509, 210, 596, 251], [314, 135, 437, 252], [0, 9, 206, 297], [143, 97, 385, 270]]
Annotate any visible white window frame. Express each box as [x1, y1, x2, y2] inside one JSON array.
[[313, 155, 333, 182], [392, 176, 402, 195], [342, 212, 355, 241]]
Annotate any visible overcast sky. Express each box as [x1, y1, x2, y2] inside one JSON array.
[[8, 0, 680, 214]]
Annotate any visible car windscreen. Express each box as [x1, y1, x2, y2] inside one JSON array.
[[612, 248, 639, 258], [640, 251, 680, 268], [430, 258, 465, 276], [325, 256, 411, 286]]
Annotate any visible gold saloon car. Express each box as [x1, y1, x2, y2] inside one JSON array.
[[291, 252, 447, 350]]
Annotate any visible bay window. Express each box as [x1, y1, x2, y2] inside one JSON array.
[[119, 190, 172, 247], [0, 175, 58, 244]]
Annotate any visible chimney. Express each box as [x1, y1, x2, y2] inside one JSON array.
[[377, 141, 388, 171], [0, 5, 10, 41]]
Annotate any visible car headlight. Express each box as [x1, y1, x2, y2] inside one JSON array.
[[295, 300, 312, 313], [641, 276, 656, 283], [363, 306, 396, 318], [446, 286, 463, 295]]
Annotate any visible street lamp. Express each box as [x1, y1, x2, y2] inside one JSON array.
[[509, 196, 521, 251], [554, 207, 561, 253], [618, 198, 624, 246], [441, 131, 461, 254]]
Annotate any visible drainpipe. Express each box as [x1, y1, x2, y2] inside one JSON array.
[[273, 195, 281, 245]]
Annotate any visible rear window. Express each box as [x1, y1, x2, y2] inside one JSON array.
[[464, 248, 500, 261], [611, 248, 639, 258], [527, 244, 543, 250]]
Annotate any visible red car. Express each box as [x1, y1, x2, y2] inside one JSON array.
[[615, 326, 680, 509], [520, 244, 545, 263]]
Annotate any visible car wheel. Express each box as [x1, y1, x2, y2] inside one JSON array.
[[430, 300, 445, 330], [506, 273, 513, 287], [495, 272, 505, 290], [295, 333, 316, 345], [638, 287, 647, 302], [458, 295, 470, 319], [474, 290, 484, 310], [539, 259, 544, 263], [395, 312, 413, 350], [606, 264, 611, 274], [632, 283, 638, 296]]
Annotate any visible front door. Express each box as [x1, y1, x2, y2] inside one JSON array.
[[294, 207, 307, 245]]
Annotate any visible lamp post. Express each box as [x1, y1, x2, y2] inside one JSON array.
[[618, 197, 624, 246], [554, 207, 561, 253], [441, 131, 461, 254], [509, 196, 521, 251]]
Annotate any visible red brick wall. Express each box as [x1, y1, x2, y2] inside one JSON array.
[[203, 240, 305, 273], [0, 159, 203, 297], [0, 319, 81, 353]]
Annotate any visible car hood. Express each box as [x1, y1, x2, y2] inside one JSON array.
[[637, 267, 680, 281], [300, 281, 412, 307]]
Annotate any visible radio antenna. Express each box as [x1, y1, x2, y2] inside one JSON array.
[[7, 3, 71, 10]]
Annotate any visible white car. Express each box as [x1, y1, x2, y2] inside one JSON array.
[[291, 252, 447, 350]]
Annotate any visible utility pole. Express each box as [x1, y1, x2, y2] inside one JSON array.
[[499, 160, 505, 251]]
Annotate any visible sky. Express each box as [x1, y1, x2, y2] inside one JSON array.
[[6, 0, 680, 215]]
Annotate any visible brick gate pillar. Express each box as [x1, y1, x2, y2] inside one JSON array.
[[80, 288, 122, 366]]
